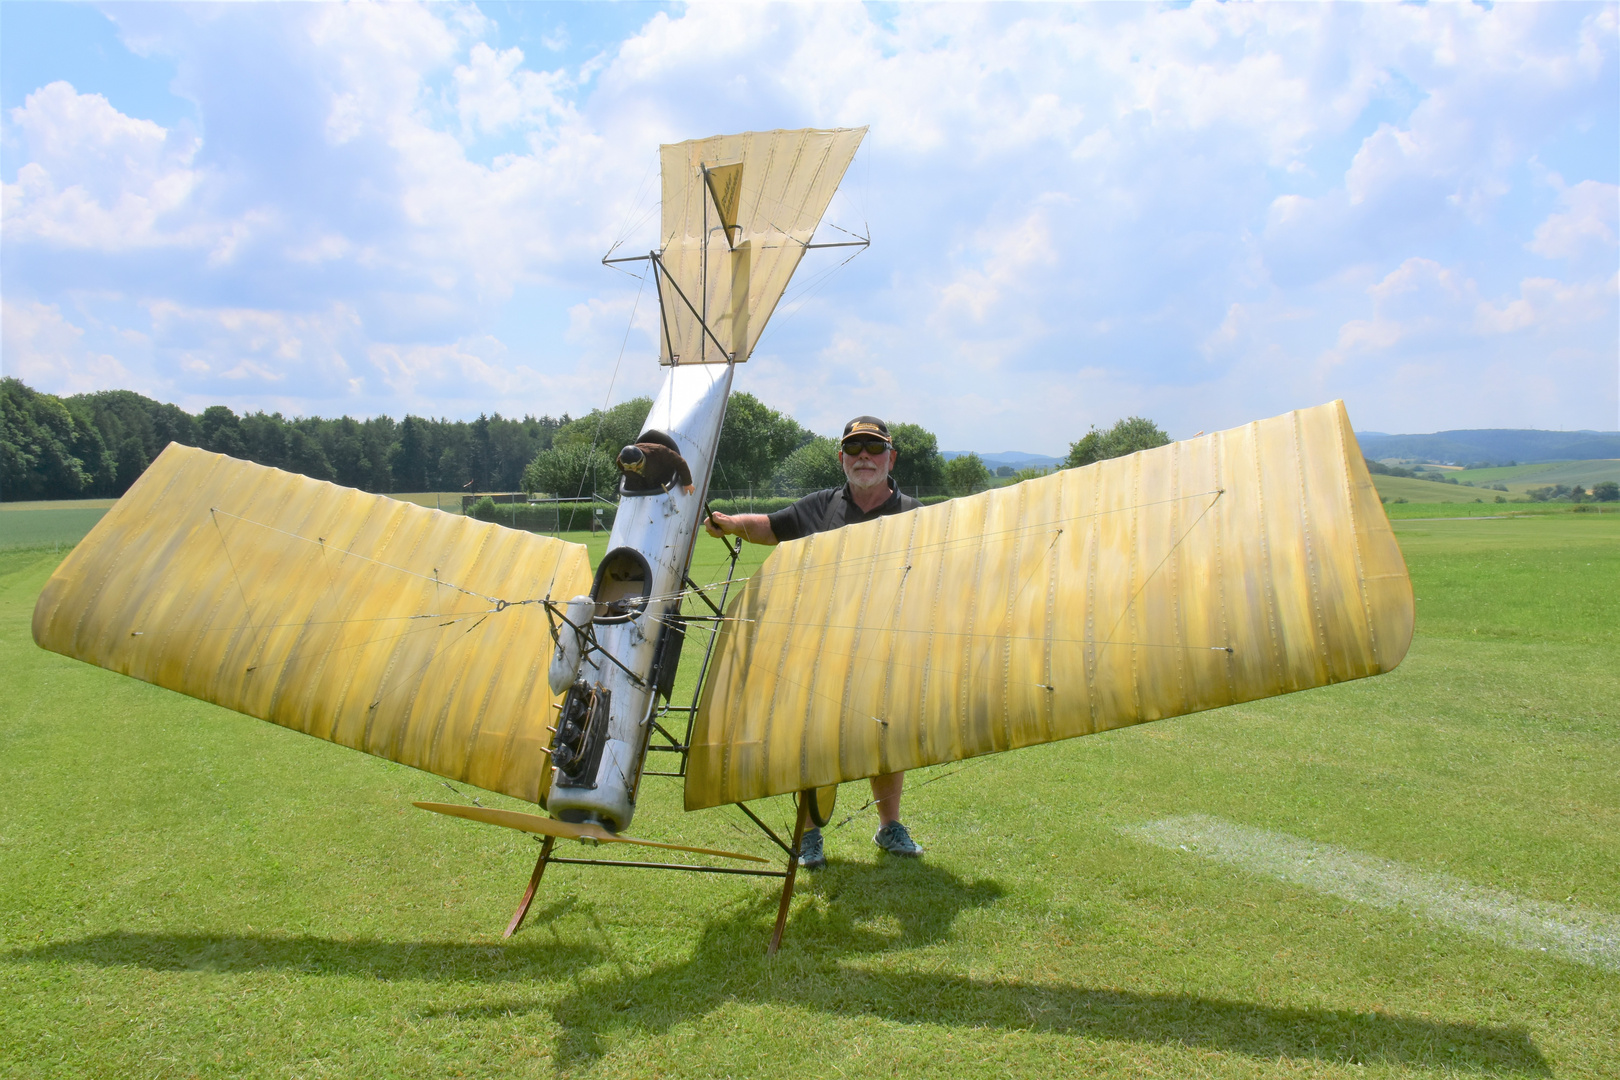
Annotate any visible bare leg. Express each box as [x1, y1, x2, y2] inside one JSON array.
[[870, 772, 904, 827]]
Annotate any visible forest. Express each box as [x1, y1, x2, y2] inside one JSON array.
[[2, 377, 949, 502], [3, 377, 1183, 504]]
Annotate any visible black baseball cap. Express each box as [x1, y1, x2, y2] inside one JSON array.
[[842, 415, 891, 442]]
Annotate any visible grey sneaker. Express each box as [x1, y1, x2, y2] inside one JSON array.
[[797, 827, 826, 869], [873, 820, 923, 857]]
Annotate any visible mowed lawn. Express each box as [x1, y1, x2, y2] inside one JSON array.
[[1, 514, 1616, 1078], [0, 505, 111, 550]]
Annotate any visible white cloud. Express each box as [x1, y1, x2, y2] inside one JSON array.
[[936, 202, 1061, 326], [2, 2, 1615, 444], [1, 82, 207, 250], [1529, 179, 1619, 261], [1328, 256, 1617, 360], [452, 43, 572, 138], [0, 299, 133, 392], [1475, 273, 1618, 337], [143, 300, 363, 396]]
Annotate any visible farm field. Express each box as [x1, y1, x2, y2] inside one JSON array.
[[1370, 474, 1508, 505], [0, 506, 109, 550], [2, 515, 1617, 1078], [1366, 462, 1620, 502], [1453, 460, 1620, 492], [0, 495, 470, 551], [1370, 474, 1620, 511]]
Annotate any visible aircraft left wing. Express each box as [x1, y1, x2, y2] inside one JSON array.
[[33, 443, 593, 805]]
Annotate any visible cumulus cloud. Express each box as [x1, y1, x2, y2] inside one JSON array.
[[0, 298, 134, 392], [1529, 179, 1619, 262], [1, 1, 1615, 444], [2, 82, 207, 250]]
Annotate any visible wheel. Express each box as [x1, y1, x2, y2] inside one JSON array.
[[800, 784, 837, 828]]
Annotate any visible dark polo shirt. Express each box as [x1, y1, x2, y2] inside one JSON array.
[[767, 480, 922, 543]]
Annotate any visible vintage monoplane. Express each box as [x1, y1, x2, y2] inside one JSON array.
[[33, 127, 1414, 952]]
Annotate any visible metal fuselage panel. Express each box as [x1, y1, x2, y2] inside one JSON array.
[[545, 361, 735, 831]]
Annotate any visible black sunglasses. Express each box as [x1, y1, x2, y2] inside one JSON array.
[[841, 438, 891, 457]]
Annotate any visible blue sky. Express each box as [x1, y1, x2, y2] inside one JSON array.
[[3, 2, 1616, 453]]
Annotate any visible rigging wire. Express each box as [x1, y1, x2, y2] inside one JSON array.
[[197, 484, 1229, 663], [603, 149, 660, 259], [208, 507, 503, 604], [674, 488, 1241, 795], [828, 757, 985, 832], [749, 242, 868, 358], [573, 264, 648, 502], [626, 487, 1226, 610]]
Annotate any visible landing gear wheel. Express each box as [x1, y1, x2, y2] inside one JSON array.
[[799, 784, 838, 828]]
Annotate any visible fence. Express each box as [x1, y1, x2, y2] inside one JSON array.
[[466, 496, 614, 533]]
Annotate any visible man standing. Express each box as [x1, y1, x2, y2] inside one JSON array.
[[705, 416, 924, 869]]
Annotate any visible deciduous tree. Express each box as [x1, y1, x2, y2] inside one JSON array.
[[1066, 416, 1170, 468]]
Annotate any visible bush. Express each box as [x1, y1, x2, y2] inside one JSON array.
[[772, 437, 843, 493], [553, 398, 653, 456], [469, 496, 613, 532], [1067, 416, 1170, 468], [522, 443, 617, 499], [889, 422, 947, 492], [944, 453, 991, 496], [1593, 481, 1619, 503]]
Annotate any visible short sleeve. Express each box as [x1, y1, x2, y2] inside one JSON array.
[[767, 489, 834, 543]]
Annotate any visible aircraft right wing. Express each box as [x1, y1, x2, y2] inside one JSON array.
[[685, 401, 1414, 810]]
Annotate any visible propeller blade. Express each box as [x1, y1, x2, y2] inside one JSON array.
[[413, 802, 769, 863]]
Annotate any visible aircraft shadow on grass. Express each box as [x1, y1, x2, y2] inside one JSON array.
[[537, 859, 1549, 1074], [1, 916, 603, 985], [4, 859, 1546, 1075]]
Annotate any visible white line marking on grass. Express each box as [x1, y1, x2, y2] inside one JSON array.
[[1119, 815, 1620, 972]]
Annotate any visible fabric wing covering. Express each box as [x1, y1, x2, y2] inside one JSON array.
[[658, 127, 865, 364], [33, 444, 594, 805], [685, 401, 1413, 810]]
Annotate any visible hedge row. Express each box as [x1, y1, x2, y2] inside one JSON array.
[[468, 497, 614, 532]]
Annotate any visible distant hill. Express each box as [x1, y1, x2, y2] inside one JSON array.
[[1354, 429, 1620, 465], [941, 451, 1065, 468]]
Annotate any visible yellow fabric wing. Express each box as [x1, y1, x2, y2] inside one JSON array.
[[33, 444, 594, 804], [686, 401, 1413, 810]]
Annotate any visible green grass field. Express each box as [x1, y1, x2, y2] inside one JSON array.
[[1371, 475, 1504, 505], [1453, 460, 1620, 491], [0, 506, 110, 550], [1369, 461, 1620, 501], [2, 515, 1616, 1078]]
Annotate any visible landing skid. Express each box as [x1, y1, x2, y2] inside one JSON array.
[[494, 794, 815, 951], [497, 511, 814, 951]]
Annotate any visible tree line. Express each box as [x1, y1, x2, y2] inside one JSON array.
[[2, 377, 566, 501], [3, 375, 1174, 504]]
